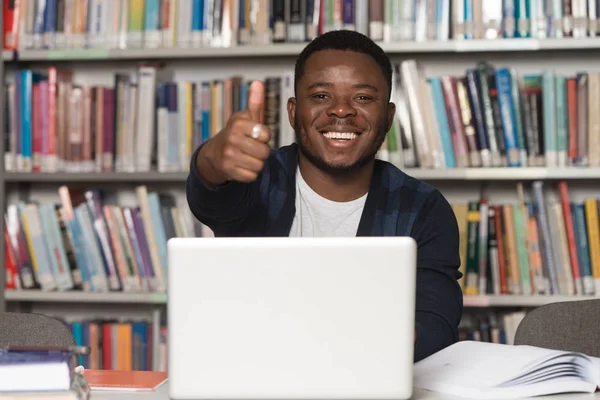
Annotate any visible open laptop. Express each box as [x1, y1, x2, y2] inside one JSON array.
[[167, 236, 417, 400]]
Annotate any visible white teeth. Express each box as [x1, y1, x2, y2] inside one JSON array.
[[323, 132, 357, 140]]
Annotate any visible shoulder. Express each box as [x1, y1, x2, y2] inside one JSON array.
[[375, 160, 456, 234], [375, 159, 440, 210], [376, 159, 436, 197]]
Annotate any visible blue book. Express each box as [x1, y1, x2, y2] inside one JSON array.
[[495, 68, 520, 167], [428, 78, 455, 167]]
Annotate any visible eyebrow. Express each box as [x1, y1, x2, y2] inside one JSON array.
[[306, 82, 379, 91], [307, 82, 332, 90], [353, 83, 379, 91]]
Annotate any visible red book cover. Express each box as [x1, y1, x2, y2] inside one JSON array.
[[559, 181, 582, 287], [102, 323, 112, 370], [48, 67, 58, 172], [566, 78, 578, 164], [3, 0, 20, 50], [4, 224, 18, 289], [32, 82, 41, 172], [83, 370, 168, 391]]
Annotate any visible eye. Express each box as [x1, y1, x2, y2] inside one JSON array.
[[355, 95, 373, 102], [311, 93, 330, 101]]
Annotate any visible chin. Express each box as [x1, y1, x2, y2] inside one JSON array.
[[303, 148, 373, 176], [295, 128, 381, 175]]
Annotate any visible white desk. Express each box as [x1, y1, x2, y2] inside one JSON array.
[[91, 382, 600, 400]]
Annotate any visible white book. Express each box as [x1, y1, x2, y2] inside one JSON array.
[[415, 341, 600, 399], [400, 60, 432, 168], [452, 0, 464, 39], [136, 67, 157, 172], [178, 0, 193, 47]]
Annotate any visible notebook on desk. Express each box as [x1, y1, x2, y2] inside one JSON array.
[[167, 236, 418, 400], [414, 340, 600, 399]]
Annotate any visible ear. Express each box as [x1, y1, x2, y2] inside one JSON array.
[[287, 97, 297, 130], [386, 102, 396, 132]]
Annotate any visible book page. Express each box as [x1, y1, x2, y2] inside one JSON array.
[[414, 341, 598, 396]]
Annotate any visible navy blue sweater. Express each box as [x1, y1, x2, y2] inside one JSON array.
[[186, 143, 463, 362]]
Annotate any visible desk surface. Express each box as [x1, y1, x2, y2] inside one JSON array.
[[91, 382, 600, 400]]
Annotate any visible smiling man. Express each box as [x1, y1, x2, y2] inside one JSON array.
[[186, 30, 463, 362]]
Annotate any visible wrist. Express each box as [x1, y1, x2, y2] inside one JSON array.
[[196, 141, 228, 188]]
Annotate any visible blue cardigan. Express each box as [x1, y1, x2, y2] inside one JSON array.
[[186, 143, 463, 362]]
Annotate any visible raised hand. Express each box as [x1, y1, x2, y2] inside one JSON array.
[[196, 80, 272, 186]]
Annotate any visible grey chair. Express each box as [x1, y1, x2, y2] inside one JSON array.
[[0, 312, 75, 348], [513, 299, 600, 357]]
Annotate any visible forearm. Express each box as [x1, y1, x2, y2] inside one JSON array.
[[414, 275, 462, 362], [186, 145, 257, 233], [411, 188, 463, 362]]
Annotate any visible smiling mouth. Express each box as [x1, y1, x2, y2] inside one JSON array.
[[320, 131, 361, 140]]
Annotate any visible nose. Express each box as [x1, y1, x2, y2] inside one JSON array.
[[326, 96, 357, 118]]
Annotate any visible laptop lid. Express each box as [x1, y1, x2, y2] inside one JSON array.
[[167, 236, 416, 400]]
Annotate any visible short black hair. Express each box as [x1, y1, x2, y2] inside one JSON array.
[[294, 30, 393, 100]]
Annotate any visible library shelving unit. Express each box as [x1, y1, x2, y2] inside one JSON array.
[[5, 0, 600, 364]]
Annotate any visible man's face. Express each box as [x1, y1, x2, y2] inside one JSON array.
[[288, 49, 395, 176]]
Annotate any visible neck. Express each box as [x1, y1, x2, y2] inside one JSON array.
[[298, 154, 373, 202]]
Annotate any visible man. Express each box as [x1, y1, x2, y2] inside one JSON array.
[[186, 30, 462, 362]]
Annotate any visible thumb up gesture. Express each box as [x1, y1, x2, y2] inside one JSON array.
[[199, 80, 273, 185]]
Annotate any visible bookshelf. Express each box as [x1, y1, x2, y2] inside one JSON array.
[[6, 168, 600, 184], [5, 289, 167, 304], [463, 295, 600, 308], [8, 38, 600, 62], [4, 0, 600, 366], [3, 172, 189, 183]]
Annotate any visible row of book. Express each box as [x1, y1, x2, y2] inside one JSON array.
[[4, 0, 599, 53], [4, 65, 294, 173], [397, 61, 600, 169], [62, 318, 168, 371], [10, 59, 600, 175], [459, 311, 526, 345], [454, 180, 600, 298], [3, 185, 212, 293]]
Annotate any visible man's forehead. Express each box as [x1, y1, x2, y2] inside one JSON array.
[[300, 59, 383, 86]]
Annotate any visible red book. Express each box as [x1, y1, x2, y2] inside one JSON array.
[[559, 181, 582, 290], [3, 0, 20, 50], [83, 369, 168, 392], [4, 225, 18, 289]]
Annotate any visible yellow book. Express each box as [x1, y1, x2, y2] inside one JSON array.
[[20, 210, 39, 274], [452, 203, 468, 290], [186, 82, 193, 167], [117, 323, 133, 371], [129, 0, 146, 47], [584, 199, 600, 293], [503, 205, 521, 295]]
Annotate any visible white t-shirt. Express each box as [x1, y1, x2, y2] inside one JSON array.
[[289, 167, 368, 237]]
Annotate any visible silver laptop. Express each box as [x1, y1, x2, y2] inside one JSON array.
[[167, 236, 417, 400]]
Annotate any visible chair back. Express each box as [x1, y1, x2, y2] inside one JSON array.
[[513, 299, 600, 357], [0, 312, 75, 348]]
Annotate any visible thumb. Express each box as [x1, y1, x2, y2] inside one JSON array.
[[247, 80, 265, 122]]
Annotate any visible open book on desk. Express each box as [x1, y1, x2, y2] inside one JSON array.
[[414, 341, 600, 399]]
